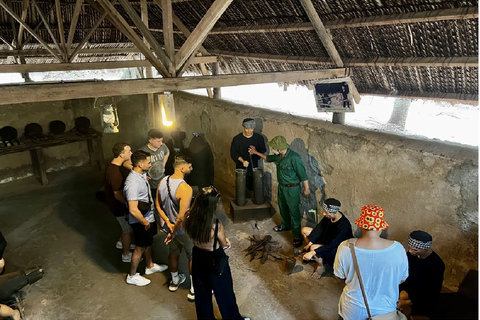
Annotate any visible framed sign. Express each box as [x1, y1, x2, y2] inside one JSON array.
[[314, 77, 355, 112]]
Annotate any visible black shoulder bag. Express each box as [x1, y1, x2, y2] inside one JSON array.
[[212, 219, 229, 275], [137, 179, 152, 214]]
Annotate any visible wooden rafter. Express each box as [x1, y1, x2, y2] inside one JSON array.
[[22, 3, 54, 46], [17, 0, 29, 46], [31, 0, 64, 60], [299, 0, 343, 67], [0, 69, 345, 106], [0, 36, 15, 50], [94, 0, 171, 77], [54, 0, 66, 61], [117, 0, 172, 75], [161, 0, 174, 73], [6, 0, 18, 47], [153, 0, 212, 77], [209, 7, 478, 35], [0, 0, 62, 61], [208, 51, 479, 68], [174, 0, 232, 71], [68, 11, 108, 62], [66, 0, 83, 55]]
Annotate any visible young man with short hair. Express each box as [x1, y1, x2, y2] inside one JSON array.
[[123, 150, 167, 286], [139, 129, 170, 197], [105, 142, 134, 262], [156, 155, 195, 301]]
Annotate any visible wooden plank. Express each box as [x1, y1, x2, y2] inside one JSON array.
[[96, 0, 171, 77], [17, 0, 29, 46], [174, 0, 232, 71], [209, 51, 479, 67], [362, 90, 478, 105], [0, 69, 345, 105], [68, 11, 108, 62], [212, 62, 221, 99], [141, 0, 155, 127], [118, 0, 172, 75], [0, 0, 63, 61], [299, 0, 343, 67], [208, 7, 478, 35], [0, 60, 156, 72], [66, 0, 83, 55], [29, 148, 49, 185], [161, 0, 174, 73], [31, 0, 64, 60], [55, 0, 66, 61]]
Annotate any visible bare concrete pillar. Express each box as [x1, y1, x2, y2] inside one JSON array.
[[213, 62, 221, 99], [332, 112, 345, 125]]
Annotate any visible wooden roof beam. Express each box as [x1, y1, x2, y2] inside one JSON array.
[[94, 0, 171, 77], [0, 56, 218, 73], [209, 51, 479, 67], [31, 0, 65, 61], [54, 0, 67, 61], [117, 0, 172, 75], [161, 0, 175, 73], [66, 0, 83, 56], [68, 11, 108, 62], [209, 7, 478, 35], [299, 0, 343, 67], [17, 0, 29, 46], [174, 0, 233, 72], [0, 0, 63, 61], [0, 68, 345, 106]]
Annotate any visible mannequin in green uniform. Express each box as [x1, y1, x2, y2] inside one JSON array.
[[249, 136, 309, 247]]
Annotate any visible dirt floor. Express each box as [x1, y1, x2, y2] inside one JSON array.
[[0, 166, 344, 320]]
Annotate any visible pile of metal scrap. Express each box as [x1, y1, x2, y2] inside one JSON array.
[[244, 234, 283, 264]]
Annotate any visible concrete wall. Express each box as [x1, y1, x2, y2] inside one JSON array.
[[0, 95, 149, 183], [173, 91, 478, 291]]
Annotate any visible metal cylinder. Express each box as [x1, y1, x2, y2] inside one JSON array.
[[0, 267, 43, 302], [235, 169, 247, 206], [252, 168, 265, 205]]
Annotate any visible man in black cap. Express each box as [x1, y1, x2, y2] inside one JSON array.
[[230, 118, 266, 191], [398, 230, 445, 318], [301, 198, 353, 275]]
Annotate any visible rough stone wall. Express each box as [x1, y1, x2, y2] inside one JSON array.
[[0, 95, 149, 183], [174, 91, 478, 291]]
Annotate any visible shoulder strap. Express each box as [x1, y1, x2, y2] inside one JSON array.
[[213, 219, 219, 250], [348, 238, 372, 319], [166, 176, 180, 211]]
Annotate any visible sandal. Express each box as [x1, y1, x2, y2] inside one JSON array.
[[273, 225, 291, 232], [293, 238, 303, 248]]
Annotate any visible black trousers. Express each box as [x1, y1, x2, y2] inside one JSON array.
[[192, 246, 243, 320]]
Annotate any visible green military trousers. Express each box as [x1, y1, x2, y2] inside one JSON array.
[[278, 184, 301, 238]]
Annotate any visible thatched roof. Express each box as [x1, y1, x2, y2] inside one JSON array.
[[0, 0, 477, 101]]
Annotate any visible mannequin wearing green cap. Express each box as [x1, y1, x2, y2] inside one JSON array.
[[249, 135, 309, 247]]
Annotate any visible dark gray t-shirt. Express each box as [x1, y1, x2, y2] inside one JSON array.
[[139, 144, 169, 189]]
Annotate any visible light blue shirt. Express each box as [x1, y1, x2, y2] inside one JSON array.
[[123, 170, 155, 225], [334, 240, 408, 320]]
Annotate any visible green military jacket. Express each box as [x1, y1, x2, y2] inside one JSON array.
[[266, 149, 308, 185]]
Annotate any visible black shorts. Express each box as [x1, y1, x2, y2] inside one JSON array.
[[131, 222, 157, 247]]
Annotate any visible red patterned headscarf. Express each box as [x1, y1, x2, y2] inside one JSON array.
[[355, 205, 389, 231]]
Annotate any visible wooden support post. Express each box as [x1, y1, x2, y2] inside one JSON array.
[[29, 148, 49, 185], [66, 0, 83, 56], [141, 0, 156, 127], [213, 62, 221, 99], [332, 113, 345, 125], [55, 0, 67, 61]]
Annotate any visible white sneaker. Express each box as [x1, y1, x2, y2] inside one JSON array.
[[187, 289, 195, 302], [145, 263, 168, 275], [126, 273, 151, 286], [116, 241, 122, 249], [122, 252, 132, 263], [169, 273, 186, 292]]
